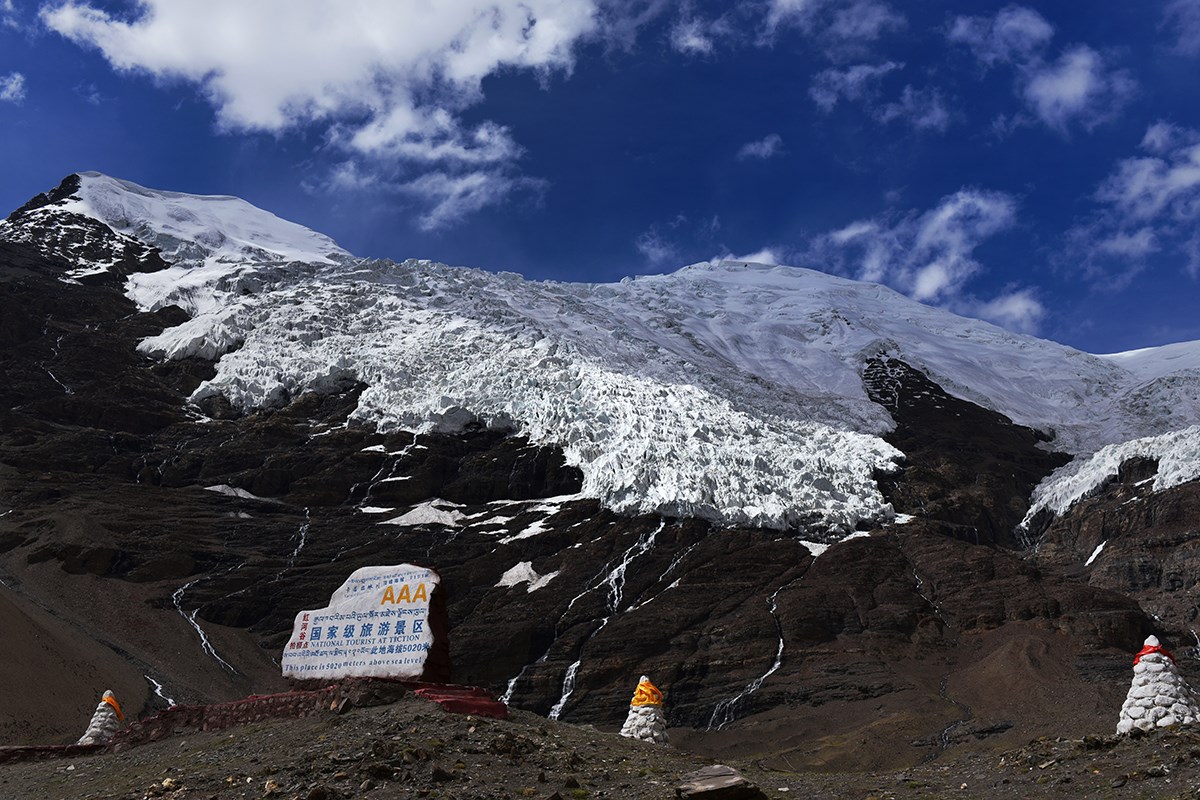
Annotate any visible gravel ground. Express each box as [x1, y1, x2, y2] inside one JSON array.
[[6, 693, 1200, 799]]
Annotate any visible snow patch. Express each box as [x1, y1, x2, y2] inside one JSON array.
[[500, 518, 549, 544], [380, 500, 465, 527], [799, 540, 830, 557], [202, 484, 279, 503], [1085, 541, 1107, 567], [496, 561, 560, 592]]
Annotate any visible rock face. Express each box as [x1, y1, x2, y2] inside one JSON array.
[[1117, 636, 1200, 734], [863, 357, 1070, 547], [1026, 459, 1200, 647], [0, 177, 1191, 771]]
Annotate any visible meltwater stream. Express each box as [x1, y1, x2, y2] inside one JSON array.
[[535, 521, 667, 720], [707, 564, 812, 731], [172, 568, 243, 673]]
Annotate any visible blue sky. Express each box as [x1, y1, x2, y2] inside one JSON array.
[[1, 1, 1199, 353]]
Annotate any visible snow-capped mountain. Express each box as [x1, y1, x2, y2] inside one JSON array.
[[5, 172, 1200, 532], [8, 171, 349, 271], [5, 172, 1200, 761]]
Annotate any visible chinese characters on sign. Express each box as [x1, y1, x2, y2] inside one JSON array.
[[281, 564, 438, 680]]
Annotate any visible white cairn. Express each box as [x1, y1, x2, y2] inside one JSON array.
[[1117, 636, 1200, 734], [619, 675, 669, 744], [76, 690, 123, 746]]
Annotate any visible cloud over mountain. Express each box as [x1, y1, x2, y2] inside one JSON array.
[[41, 0, 599, 225], [1070, 122, 1200, 281]]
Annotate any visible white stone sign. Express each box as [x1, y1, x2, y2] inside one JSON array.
[[281, 564, 438, 680]]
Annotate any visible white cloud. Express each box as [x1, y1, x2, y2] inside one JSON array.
[[948, 6, 1053, 66], [810, 63, 949, 133], [949, 7, 1133, 135], [658, 2, 905, 59], [344, 112, 520, 165], [974, 288, 1045, 334], [2, 0, 19, 29], [667, 6, 739, 56], [829, 220, 877, 244], [737, 133, 783, 160], [0, 71, 25, 103], [42, 0, 598, 224], [1067, 123, 1200, 283], [737, 247, 781, 265], [713, 247, 783, 265], [1022, 46, 1134, 134], [402, 170, 544, 232], [635, 228, 677, 264], [809, 61, 901, 111], [1185, 233, 1200, 277], [765, 0, 823, 33], [764, 0, 904, 48], [1095, 228, 1161, 259], [807, 189, 1018, 302], [636, 213, 732, 266], [1140, 120, 1199, 154], [801, 191, 1040, 331], [324, 161, 380, 193], [1164, 0, 1200, 56], [669, 17, 717, 54], [878, 85, 951, 132], [590, 0, 672, 53], [74, 82, 102, 105], [1095, 137, 1200, 222], [827, 0, 904, 42]]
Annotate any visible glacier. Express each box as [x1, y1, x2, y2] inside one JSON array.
[[6, 172, 1200, 533], [1023, 425, 1200, 524]]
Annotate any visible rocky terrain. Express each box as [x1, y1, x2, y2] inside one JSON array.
[[3, 174, 1200, 785], [7, 689, 1200, 800]]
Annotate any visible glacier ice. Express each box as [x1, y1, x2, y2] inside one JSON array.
[[11, 172, 1200, 534]]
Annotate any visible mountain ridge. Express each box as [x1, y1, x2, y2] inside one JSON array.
[[1, 172, 1198, 773], [4, 172, 1199, 532]]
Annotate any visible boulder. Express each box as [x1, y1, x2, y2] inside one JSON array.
[[676, 764, 767, 799]]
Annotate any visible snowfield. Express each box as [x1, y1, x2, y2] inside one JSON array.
[[7, 172, 1200, 532]]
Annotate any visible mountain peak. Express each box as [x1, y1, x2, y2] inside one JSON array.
[[1, 172, 350, 278], [67, 171, 351, 268]]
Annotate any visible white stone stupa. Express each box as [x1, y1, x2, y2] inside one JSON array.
[[619, 675, 669, 744], [1117, 636, 1200, 734], [75, 690, 124, 746]]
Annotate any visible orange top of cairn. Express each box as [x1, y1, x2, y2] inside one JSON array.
[[631, 677, 664, 707]]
